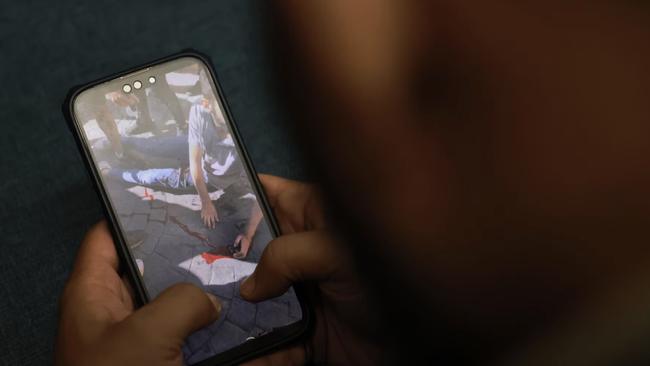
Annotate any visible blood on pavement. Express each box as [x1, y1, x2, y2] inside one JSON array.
[[201, 252, 230, 264]]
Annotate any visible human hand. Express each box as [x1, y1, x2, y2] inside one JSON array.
[[238, 175, 382, 366], [200, 200, 219, 228], [55, 221, 221, 366], [232, 234, 252, 259]]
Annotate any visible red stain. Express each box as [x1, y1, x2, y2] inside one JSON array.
[[201, 252, 229, 264], [144, 188, 155, 201]]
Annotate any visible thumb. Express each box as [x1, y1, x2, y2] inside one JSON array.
[[240, 230, 342, 302], [127, 283, 221, 344]]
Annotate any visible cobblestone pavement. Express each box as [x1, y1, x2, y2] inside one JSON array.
[[86, 113, 302, 363]]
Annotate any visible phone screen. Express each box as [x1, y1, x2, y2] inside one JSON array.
[[72, 56, 303, 364]]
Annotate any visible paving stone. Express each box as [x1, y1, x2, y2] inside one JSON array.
[[143, 252, 187, 298], [132, 198, 152, 214], [187, 327, 213, 353], [113, 197, 136, 216], [181, 212, 210, 235], [145, 220, 165, 237], [166, 202, 193, 217], [116, 215, 130, 232], [185, 343, 215, 366], [202, 219, 234, 243], [155, 234, 194, 265], [192, 244, 214, 253], [151, 199, 168, 209], [209, 320, 248, 355], [256, 300, 290, 332], [162, 218, 192, 239], [127, 214, 148, 231], [208, 299, 231, 331], [137, 234, 159, 255], [148, 208, 166, 222], [201, 296, 231, 337], [116, 219, 131, 236], [227, 298, 256, 331]]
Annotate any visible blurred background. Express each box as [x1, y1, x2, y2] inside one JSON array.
[[0, 1, 305, 364]]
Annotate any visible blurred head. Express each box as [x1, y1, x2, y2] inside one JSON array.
[[273, 1, 650, 363]]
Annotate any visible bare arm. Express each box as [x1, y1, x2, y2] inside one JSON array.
[[234, 202, 263, 259], [244, 202, 263, 240], [189, 143, 218, 228]]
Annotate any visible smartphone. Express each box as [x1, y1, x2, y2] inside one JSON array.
[[63, 50, 310, 365]]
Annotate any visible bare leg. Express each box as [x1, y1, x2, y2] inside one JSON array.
[[132, 87, 156, 133], [155, 76, 186, 128], [94, 105, 124, 156]]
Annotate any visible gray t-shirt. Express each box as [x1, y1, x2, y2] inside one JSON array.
[[187, 103, 241, 188]]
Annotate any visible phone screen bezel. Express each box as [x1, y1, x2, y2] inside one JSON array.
[[62, 50, 311, 366]]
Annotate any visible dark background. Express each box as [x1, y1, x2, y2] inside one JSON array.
[[0, 1, 305, 364]]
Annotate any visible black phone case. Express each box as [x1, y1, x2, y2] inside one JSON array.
[[62, 49, 311, 366]]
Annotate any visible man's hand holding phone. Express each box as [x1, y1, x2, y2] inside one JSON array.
[[55, 222, 221, 366], [239, 175, 382, 366]]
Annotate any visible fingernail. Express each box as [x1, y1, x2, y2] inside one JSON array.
[[240, 274, 256, 299], [205, 293, 222, 315]]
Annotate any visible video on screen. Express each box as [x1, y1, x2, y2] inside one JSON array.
[[74, 59, 302, 364]]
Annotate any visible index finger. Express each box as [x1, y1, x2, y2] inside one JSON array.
[[240, 230, 344, 302]]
